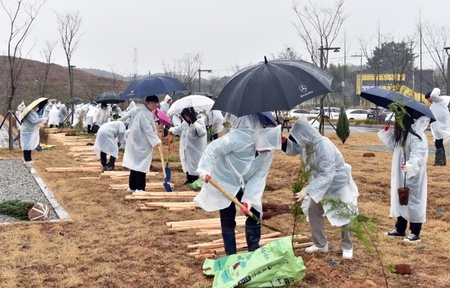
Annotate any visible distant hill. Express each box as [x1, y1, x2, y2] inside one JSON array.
[[0, 56, 130, 112]]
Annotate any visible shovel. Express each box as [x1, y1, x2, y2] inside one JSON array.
[[165, 134, 172, 182], [158, 144, 172, 192]]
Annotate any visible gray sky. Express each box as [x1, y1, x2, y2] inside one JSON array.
[[1, 0, 449, 78]]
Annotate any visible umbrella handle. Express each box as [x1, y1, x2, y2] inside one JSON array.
[[158, 144, 166, 180], [208, 178, 260, 224]]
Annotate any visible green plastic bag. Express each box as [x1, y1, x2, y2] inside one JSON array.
[[202, 237, 306, 287]]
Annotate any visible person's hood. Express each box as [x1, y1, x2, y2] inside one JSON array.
[[290, 117, 322, 149], [412, 116, 431, 133], [127, 101, 136, 111], [17, 101, 26, 111], [430, 87, 443, 103], [164, 94, 172, 103], [233, 114, 264, 131]]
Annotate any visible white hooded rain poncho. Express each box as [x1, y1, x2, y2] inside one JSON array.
[[160, 95, 172, 114], [122, 103, 161, 173], [20, 109, 46, 151], [283, 118, 359, 227], [194, 114, 275, 214], [378, 116, 430, 223], [170, 107, 207, 175], [429, 88, 450, 143], [93, 121, 126, 159], [48, 105, 60, 126]]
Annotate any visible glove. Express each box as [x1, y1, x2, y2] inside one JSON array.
[[281, 135, 287, 144], [168, 127, 175, 134], [240, 202, 252, 215], [199, 172, 211, 183], [295, 188, 307, 203], [383, 125, 390, 132], [401, 162, 408, 173]]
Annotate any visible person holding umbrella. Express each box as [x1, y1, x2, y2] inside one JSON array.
[[93, 121, 126, 171], [194, 114, 278, 255], [379, 114, 430, 243], [168, 106, 207, 184], [425, 88, 450, 166], [122, 96, 161, 193], [281, 116, 359, 260], [20, 99, 49, 163]]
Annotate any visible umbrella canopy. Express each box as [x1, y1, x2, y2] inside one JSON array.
[[153, 108, 171, 126], [66, 97, 83, 105], [167, 95, 215, 116], [361, 87, 436, 123], [212, 57, 333, 116], [120, 75, 187, 100], [20, 97, 48, 121], [257, 111, 277, 126], [96, 92, 125, 104]]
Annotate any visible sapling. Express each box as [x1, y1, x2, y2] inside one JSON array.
[[321, 197, 390, 288], [290, 146, 315, 248], [336, 106, 350, 144]]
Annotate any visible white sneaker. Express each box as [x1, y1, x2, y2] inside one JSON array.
[[305, 244, 328, 253], [135, 189, 145, 193], [126, 188, 135, 193], [342, 249, 353, 260]]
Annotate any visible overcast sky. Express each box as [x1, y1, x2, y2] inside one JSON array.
[[1, 0, 449, 78]]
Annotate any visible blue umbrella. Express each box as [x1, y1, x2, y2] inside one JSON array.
[[212, 57, 333, 116], [257, 111, 277, 126], [120, 75, 187, 100], [361, 87, 436, 123]]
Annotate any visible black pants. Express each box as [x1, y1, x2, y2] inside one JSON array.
[[100, 152, 116, 168], [23, 150, 32, 162], [129, 170, 146, 191], [163, 126, 169, 137], [435, 139, 444, 149], [395, 216, 422, 236], [209, 133, 219, 142], [219, 189, 260, 229], [87, 124, 92, 134]]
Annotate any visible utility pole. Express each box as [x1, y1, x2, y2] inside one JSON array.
[[445, 47, 450, 95], [351, 52, 363, 105], [198, 69, 212, 93]]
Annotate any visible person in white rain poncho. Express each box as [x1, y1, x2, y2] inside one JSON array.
[[119, 101, 137, 128], [20, 105, 47, 162], [58, 102, 68, 128], [379, 114, 429, 243], [85, 102, 98, 133], [14, 101, 26, 142], [93, 103, 110, 131], [160, 94, 172, 137], [93, 121, 126, 171], [194, 114, 278, 255], [425, 88, 450, 166], [206, 109, 224, 141], [48, 105, 60, 128], [42, 102, 53, 119], [122, 96, 161, 192], [281, 116, 359, 260], [169, 107, 207, 184]]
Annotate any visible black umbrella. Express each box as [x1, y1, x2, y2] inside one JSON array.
[[212, 57, 333, 116], [361, 87, 436, 123], [66, 97, 83, 105], [120, 75, 187, 100], [97, 92, 125, 104]]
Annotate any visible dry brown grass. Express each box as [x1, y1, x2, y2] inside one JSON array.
[[1, 128, 449, 288]]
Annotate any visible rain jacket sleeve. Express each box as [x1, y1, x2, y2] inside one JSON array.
[[377, 129, 396, 151], [429, 88, 450, 143]]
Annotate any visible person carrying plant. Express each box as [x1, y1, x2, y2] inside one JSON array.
[[379, 113, 429, 243], [194, 114, 279, 255], [281, 117, 359, 260], [425, 88, 450, 166]]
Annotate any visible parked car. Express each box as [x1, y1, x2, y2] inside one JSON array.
[[367, 107, 390, 122], [346, 109, 369, 120], [289, 108, 316, 118], [310, 106, 340, 119]]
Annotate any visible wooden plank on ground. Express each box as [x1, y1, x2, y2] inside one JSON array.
[[46, 167, 101, 172], [125, 191, 198, 200], [109, 182, 173, 190]]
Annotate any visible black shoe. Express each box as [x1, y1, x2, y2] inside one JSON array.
[[385, 229, 406, 237], [403, 233, 421, 243]]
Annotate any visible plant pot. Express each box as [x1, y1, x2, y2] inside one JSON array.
[[398, 187, 410, 206]]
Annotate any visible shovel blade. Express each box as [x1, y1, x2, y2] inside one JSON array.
[[163, 182, 172, 192], [165, 163, 171, 182]]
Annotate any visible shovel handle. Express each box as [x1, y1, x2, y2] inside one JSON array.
[[158, 144, 166, 180], [208, 178, 260, 224]]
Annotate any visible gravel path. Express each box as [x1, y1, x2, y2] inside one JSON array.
[[0, 159, 59, 223]]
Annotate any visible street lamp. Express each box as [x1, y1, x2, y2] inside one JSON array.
[[198, 69, 212, 93], [69, 65, 76, 124], [318, 45, 340, 135], [444, 47, 450, 95]]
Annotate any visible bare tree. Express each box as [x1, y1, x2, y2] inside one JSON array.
[[0, 0, 46, 151], [31, 39, 57, 97], [162, 52, 203, 93], [56, 10, 82, 123], [292, 0, 347, 134], [422, 22, 450, 89], [269, 45, 303, 60]]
